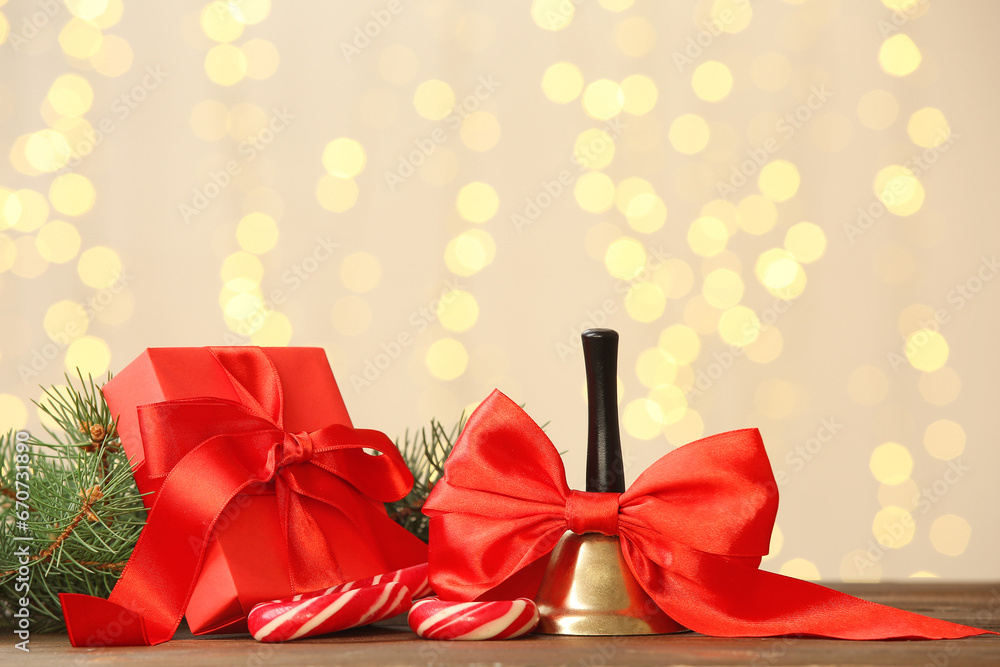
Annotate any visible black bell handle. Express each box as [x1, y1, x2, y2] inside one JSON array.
[[582, 329, 625, 494]]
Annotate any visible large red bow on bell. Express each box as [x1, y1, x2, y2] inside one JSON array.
[[60, 348, 418, 646], [424, 390, 990, 639]]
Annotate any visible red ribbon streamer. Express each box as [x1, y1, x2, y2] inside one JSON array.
[[424, 390, 992, 639], [60, 348, 417, 647]]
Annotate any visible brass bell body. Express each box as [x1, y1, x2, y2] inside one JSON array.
[[534, 531, 685, 635], [534, 329, 685, 636]]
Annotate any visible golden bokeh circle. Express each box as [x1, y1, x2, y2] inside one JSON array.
[[413, 79, 455, 120], [36, 221, 82, 263], [669, 114, 710, 155], [784, 222, 826, 264], [532, 0, 574, 31], [904, 329, 949, 372], [582, 79, 624, 120], [426, 338, 469, 380], [323, 138, 367, 178], [620, 74, 657, 115], [541, 62, 584, 103], [205, 43, 247, 86], [929, 515, 972, 557], [869, 442, 913, 485], [455, 182, 499, 223], [907, 107, 951, 148], [604, 237, 646, 280], [758, 160, 800, 202], [65, 335, 111, 376], [445, 229, 496, 276], [77, 246, 122, 288], [691, 61, 733, 102], [923, 419, 965, 461], [49, 173, 96, 216], [236, 213, 279, 254], [878, 34, 922, 77], [574, 172, 616, 214]]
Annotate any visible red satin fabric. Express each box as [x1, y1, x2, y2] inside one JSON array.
[[424, 390, 992, 640], [60, 348, 418, 647]]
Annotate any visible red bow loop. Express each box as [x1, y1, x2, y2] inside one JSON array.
[[566, 491, 619, 536], [425, 389, 990, 641]]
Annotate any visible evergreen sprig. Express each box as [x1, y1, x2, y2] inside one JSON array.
[[0, 373, 147, 633]]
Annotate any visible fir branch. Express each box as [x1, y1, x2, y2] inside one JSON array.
[[385, 411, 468, 543], [0, 374, 145, 634]]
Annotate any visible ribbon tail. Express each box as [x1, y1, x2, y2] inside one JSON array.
[[277, 477, 345, 591], [284, 467, 428, 586], [623, 540, 991, 639], [59, 594, 152, 647], [59, 433, 270, 647]]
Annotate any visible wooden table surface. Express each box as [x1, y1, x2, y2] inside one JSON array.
[[5, 583, 999, 666]]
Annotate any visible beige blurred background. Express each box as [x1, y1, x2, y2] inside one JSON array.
[[0, 0, 997, 581]]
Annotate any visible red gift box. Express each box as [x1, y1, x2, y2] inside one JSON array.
[[59, 346, 427, 646]]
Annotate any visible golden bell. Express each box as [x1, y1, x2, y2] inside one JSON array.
[[533, 531, 685, 635], [535, 329, 686, 635]]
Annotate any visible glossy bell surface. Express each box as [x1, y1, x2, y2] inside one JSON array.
[[533, 531, 686, 635]]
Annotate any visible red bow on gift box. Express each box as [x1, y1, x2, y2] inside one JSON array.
[[424, 390, 991, 640], [60, 347, 421, 647]]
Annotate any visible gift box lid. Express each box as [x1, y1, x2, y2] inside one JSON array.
[[103, 346, 353, 506]]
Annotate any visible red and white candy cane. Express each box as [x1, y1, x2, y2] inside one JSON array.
[[263, 562, 433, 606], [408, 597, 539, 640], [249, 581, 411, 643]]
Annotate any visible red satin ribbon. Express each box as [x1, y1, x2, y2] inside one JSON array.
[[424, 390, 992, 639], [60, 348, 416, 646]]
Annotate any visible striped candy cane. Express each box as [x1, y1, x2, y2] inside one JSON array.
[[249, 581, 411, 643], [408, 597, 539, 640]]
